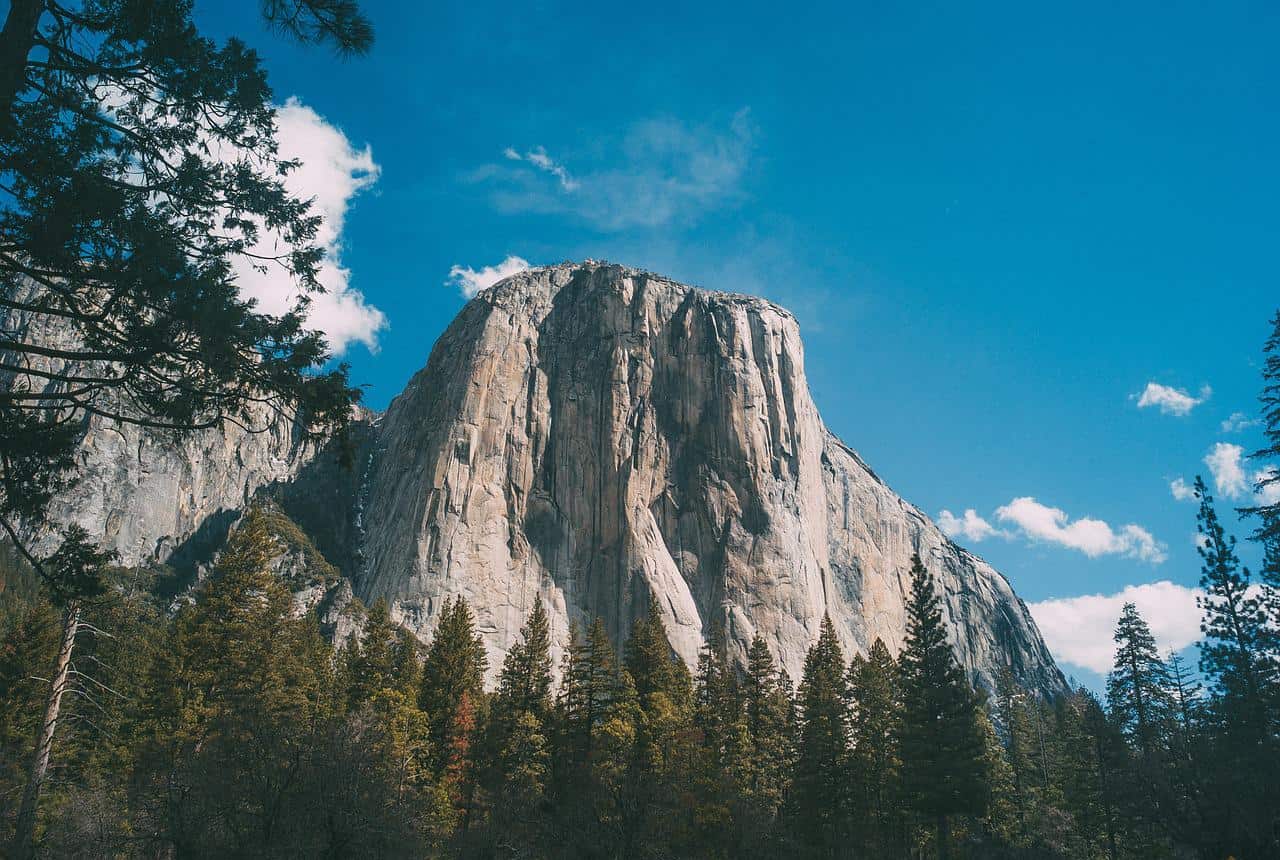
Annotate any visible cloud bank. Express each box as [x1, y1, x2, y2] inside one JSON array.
[[994, 497, 1166, 562], [231, 98, 385, 353]]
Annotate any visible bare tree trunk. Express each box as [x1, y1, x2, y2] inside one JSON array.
[[0, 0, 42, 127], [12, 600, 79, 860], [936, 813, 950, 860]]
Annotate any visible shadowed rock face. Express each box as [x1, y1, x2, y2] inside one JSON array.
[[359, 262, 1066, 695]]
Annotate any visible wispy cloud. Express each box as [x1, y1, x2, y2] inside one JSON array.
[[1134, 382, 1210, 416], [995, 497, 1166, 562], [477, 109, 756, 231], [937, 509, 1007, 543], [446, 255, 531, 299], [1028, 581, 1202, 673], [230, 98, 385, 353], [503, 146, 579, 191], [1221, 411, 1261, 433]]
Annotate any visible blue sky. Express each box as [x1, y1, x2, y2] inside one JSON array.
[[197, 0, 1279, 686]]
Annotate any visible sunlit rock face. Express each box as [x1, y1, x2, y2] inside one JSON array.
[[358, 262, 1066, 694], [16, 261, 1064, 694]]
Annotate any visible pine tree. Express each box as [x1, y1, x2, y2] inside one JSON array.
[[897, 554, 989, 860], [621, 598, 697, 854], [1105, 602, 1178, 855], [482, 595, 555, 850], [344, 598, 404, 708], [129, 511, 336, 856], [1193, 477, 1272, 739], [493, 594, 554, 724], [552, 618, 637, 852], [1105, 602, 1172, 759], [419, 596, 488, 769], [742, 634, 794, 824], [791, 613, 848, 852], [847, 638, 902, 854], [625, 595, 693, 710]]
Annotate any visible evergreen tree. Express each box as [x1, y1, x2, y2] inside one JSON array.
[[493, 594, 554, 724], [1193, 477, 1272, 738], [344, 598, 405, 708], [419, 596, 488, 769], [482, 595, 555, 851], [897, 554, 989, 860], [552, 617, 637, 852], [625, 595, 693, 709], [1105, 602, 1172, 759], [791, 613, 848, 853], [742, 634, 794, 826], [847, 638, 902, 854], [129, 511, 336, 857]]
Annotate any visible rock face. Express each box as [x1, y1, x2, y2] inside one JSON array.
[[359, 262, 1065, 694], [15, 261, 1065, 695]]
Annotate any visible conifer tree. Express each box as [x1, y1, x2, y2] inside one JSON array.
[[419, 596, 488, 768], [1193, 477, 1271, 739], [742, 634, 794, 823], [129, 511, 336, 856], [553, 617, 637, 851], [344, 598, 403, 708], [847, 638, 902, 854], [897, 554, 989, 860], [493, 594, 554, 725], [625, 595, 693, 710], [557, 617, 636, 766], [1105, 602, 1172, 759], [792, 613, 848, 852], [483, 595, 555, 848]]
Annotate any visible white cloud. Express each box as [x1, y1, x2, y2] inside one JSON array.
[[480, 109, 755, 231], [1028, 581, 1202, 673], [446, 255, 531, 299], [230, 98, 385, 353], [937, 509, 1006, 543], [1169, 477, 1196, 501], [995, 497, 1166, 563], [1205, 442, 1249, 499], [1135, 382, 1210, 416], [1221, 411, 1261, 433], [1184, 443, 1280, 506]]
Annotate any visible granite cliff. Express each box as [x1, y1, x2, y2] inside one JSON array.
[[15, 261, 1066, 695]]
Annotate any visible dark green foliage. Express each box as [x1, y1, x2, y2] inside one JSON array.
[[791, 614, 848, 851], [897, 554, 989, 858], [1105, 603, 1172, 759], [1193, 477, 1272, 738], [848, 638, 902, 853], [419, 595, 487, 767]]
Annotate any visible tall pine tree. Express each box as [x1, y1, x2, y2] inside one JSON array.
[[897, 553, 989, 860], [419, 596, 488, 770], [791, 613, 848, 852]]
